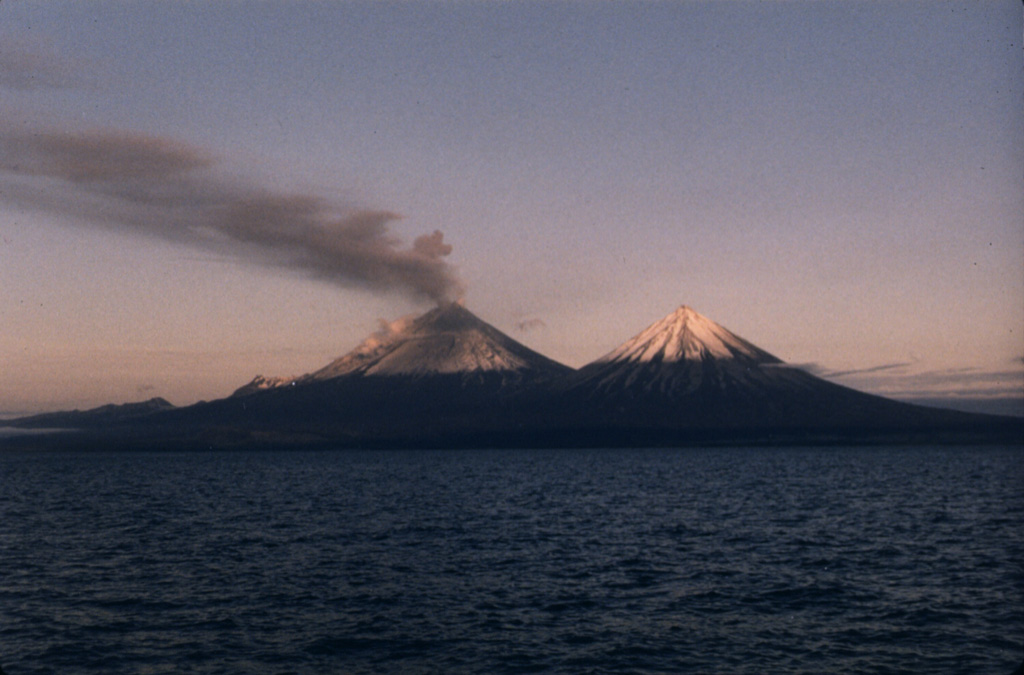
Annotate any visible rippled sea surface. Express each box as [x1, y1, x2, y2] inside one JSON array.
[[1, 446, 1021, 674]]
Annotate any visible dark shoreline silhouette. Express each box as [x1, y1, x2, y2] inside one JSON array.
[[5, 304, 1021, 450]]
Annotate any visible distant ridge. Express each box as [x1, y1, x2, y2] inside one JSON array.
[[6, 397, 175, 430]]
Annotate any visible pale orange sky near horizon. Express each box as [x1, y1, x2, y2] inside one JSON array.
[[1, 1, 1021, 417]]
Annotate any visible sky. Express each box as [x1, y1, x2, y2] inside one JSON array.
[[0, 0, 1021, 417]]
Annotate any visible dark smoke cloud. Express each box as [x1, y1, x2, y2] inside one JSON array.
[[0, 126, 462, 302], [1, 130, 212, 182]]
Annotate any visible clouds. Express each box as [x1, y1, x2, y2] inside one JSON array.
[[0, 126, 462, 303], [876, 366, 1024, 399], [795, 361, 915, 379], [780, 358, 1023, 415], [801, 358, 1024, 402], [0, 42, 462, 303], [0, 130, 212, 183]]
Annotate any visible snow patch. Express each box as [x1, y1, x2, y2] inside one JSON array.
[[231, 374, 297, 397]]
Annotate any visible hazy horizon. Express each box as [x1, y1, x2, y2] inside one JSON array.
[[1, 1, 1021, 417]]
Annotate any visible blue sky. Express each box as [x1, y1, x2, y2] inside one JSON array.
[[1, 1, 1021, 415]]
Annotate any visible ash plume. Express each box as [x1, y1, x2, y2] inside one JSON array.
[[0, 126, 462, 303]]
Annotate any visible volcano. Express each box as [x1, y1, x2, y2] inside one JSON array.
[[6, 303, 1018, 448], [571, 305, 786, 396], [548, 305, 1000, 442], [152, 303, 573, 445], [230, 302, 569, 397], [305, 301, 570, 382]]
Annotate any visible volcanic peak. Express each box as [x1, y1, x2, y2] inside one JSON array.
[[595, 305, 781, 365], [306, 301, 569, 380]]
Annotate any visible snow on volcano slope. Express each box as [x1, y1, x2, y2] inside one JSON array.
[[596, 305, 781, 365], [305, 302, 571, 381], [553, 303, 982, 433], [570, 305, 811, 398], [231, 374, 297, 397]]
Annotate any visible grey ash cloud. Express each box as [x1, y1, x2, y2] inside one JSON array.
[[0, 127, 462, 303], [2, 130, 212, 182]]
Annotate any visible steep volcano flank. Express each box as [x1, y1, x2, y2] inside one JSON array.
[[305, 302, 571, 384], [555, 305, 985, 432]]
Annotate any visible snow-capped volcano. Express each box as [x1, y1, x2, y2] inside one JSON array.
[[11, 300, 1011, 448], [206, 302, 573, 442], [568, 305, 798, 398], [595, 305, 781, 366], [553, 303, 985, 435], [305, 302, 570, 381]]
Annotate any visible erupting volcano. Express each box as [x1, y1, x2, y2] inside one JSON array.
[[6, 303, 1019, 448]]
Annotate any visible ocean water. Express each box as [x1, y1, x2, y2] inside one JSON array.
[[0, 446, 1021, 674]]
